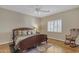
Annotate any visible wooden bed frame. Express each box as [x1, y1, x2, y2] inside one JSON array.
[[12, 27, 48, 52]]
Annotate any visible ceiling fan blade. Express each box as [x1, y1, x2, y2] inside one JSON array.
[[35, 8, 50, 12], [39, 9, 50, 12]]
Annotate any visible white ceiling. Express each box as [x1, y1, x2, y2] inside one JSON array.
[[0, 5, 79, 18]]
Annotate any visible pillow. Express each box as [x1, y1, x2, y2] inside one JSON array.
[[14, 31, 18, 36], [31, 30, 36, 34], [22, 31, 28, 36], [18, 30, 22, 36], [28, 30, 32, 35]]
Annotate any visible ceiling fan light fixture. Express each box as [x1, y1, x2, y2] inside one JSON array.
[[35, 8, 50, 12]]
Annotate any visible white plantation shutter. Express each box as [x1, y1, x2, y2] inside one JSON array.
[[48, 19, 62, 32]]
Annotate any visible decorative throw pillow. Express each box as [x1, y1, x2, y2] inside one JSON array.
[[14, 31, 18, 36], [28, 30, 32, 35], [18, 30, 22, 36], [22, 31, 28, 36], [31, 30, 36, 34]]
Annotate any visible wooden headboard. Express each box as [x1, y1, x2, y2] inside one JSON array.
[[12, 27, 34, 46], [13, 28, 33, 31]]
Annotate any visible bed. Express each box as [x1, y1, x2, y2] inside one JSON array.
[[12, 27, 47, 52]]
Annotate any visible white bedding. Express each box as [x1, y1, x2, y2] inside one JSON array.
[[15, 34, 36, 45]]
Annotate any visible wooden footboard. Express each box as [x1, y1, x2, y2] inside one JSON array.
[[18, 34, 47, 52], [12, 27, 47, 52]]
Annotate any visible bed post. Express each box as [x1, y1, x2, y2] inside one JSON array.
[[12, 30, 15, 46]]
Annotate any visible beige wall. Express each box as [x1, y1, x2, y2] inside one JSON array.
[[40, 8, 79, 41], [0, 8, 40, 44], [0, 7, 79, 44]]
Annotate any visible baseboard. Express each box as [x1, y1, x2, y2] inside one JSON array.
[[0, 41, 12, 45], [48, 37, 65, 42]]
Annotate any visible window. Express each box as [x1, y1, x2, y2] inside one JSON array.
[[48, 19, 62, 32]]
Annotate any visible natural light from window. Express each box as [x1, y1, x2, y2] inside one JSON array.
[[48, 19, 62, 32]]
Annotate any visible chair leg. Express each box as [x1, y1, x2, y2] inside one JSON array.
[[70, 40, 76, 48]]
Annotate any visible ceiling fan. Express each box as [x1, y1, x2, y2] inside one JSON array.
[[35, 8, 50, 13]]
